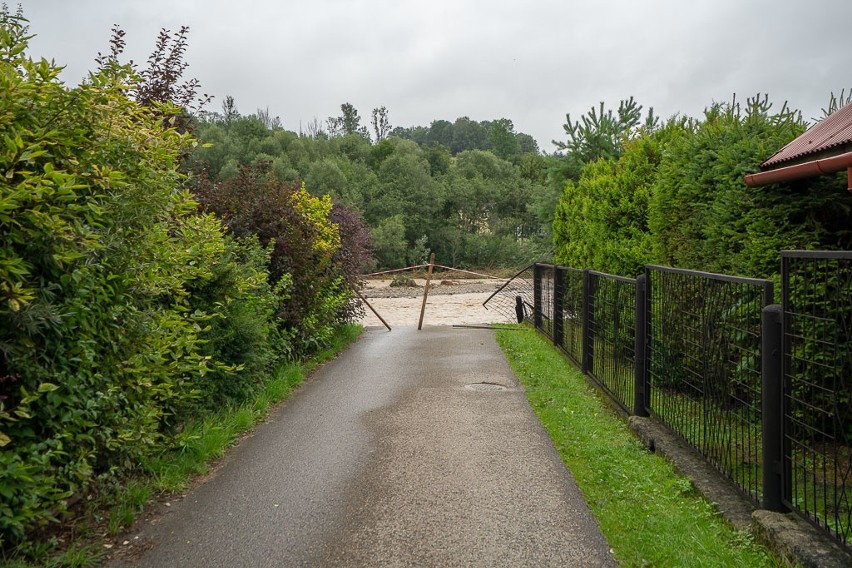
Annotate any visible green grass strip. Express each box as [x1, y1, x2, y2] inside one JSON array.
[[144, 323, 363, 492], [495, 325, 778, 568]]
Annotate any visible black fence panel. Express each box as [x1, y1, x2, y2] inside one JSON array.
[[521, 254, 852, 551], [535, 264, 556, 340], [646, 265, 772, 503], [782, 251, 852, 551], [555, 266, 584, 366], [587, 271, 636, 413]]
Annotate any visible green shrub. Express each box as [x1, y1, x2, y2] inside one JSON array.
[[186, 235, 288, 411], [553, 123, 683, 276], [649, 95, 852, 278], [0, 13, 276, 549], [193, 165, 359, 354]]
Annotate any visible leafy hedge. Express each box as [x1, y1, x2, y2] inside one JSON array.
[[0, 19, 222, 542], [553, 123, 677, 277], [192, 165, 362, 353], [0, 13, 369, 551]]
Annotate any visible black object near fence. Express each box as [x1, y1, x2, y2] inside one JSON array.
[[494, 252, 852, 552]]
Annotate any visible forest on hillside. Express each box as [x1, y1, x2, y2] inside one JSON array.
[[188, 99, 556, 270]]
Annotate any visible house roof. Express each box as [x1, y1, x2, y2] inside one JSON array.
[[761, 101, 852, 170]]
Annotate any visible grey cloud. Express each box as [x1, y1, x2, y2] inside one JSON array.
[[21, 0, 852, 151]]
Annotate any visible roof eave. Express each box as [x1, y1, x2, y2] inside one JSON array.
[[743, 149, 852, 190]]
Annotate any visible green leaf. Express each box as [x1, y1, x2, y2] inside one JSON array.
[[37, 382, 59, 393]]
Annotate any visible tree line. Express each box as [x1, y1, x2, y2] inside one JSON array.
[[188, 101, 555, 270]]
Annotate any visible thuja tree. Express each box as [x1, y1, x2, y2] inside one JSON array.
[[553, 120, 689, 277], [0, 13, 271, 547], [649, 94, 852, 278], [554, 94, 852, 279]]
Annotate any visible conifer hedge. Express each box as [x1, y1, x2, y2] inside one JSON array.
[[554, 95, 852, 279]]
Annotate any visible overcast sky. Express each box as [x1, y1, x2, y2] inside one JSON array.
[[20, 0, 852, 152]]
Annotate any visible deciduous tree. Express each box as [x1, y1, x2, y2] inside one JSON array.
[[328, 102, 368, 138], [98, 24, 211, 131], [371, 105, 392, 141]]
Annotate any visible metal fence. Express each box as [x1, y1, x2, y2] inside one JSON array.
[[531, 267, 636, 412], [586, 271, 636, 413], [781, 251, 852, 549], [646, 265, 773, 503], [555, 267, 584, 366], [534, 264, 555, 340], [489, 256, 852, 551]]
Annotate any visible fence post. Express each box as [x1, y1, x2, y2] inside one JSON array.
[[582, 269, 594, 374], [644, 268, 653, 412], [553, 267, 565, 348], [533, 264, 543, 330], [761, 303, 788, 512], [634, 273, 649, 417]]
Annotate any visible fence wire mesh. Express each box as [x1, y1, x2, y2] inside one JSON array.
[[481, 264, 536, 324], [536, 264, 555, 340], [555, 267, 584, 366], [587, 271, 636, 413], [782, 251, 852, 551], [646, 266, 772, 503]]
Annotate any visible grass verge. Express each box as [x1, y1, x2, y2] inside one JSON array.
[[7, 324, 362, 568], [494, 324, 778, 568], [143, 323, 362, 494]]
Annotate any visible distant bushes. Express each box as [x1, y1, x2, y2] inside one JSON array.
[[554, 95, 852, 278], [189, 108, 553, 270], [0, 13, 369, 549]]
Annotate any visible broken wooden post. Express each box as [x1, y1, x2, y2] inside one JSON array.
[[355, 288, 391, 331], [417, 253, 436, 330]]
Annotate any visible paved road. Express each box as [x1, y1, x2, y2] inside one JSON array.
[[110, 326, 616, 567]]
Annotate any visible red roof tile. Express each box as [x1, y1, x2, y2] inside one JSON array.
[[761, 101, 852, 169]]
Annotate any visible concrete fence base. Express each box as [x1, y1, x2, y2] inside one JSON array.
[[627, 417, 852, 567]]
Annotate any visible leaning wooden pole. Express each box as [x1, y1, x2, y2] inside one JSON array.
[[355, 288, 391, 331], [417, 253, 436, 330]]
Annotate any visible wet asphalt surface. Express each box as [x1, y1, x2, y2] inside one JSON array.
[[109, 326, 616, 567]]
